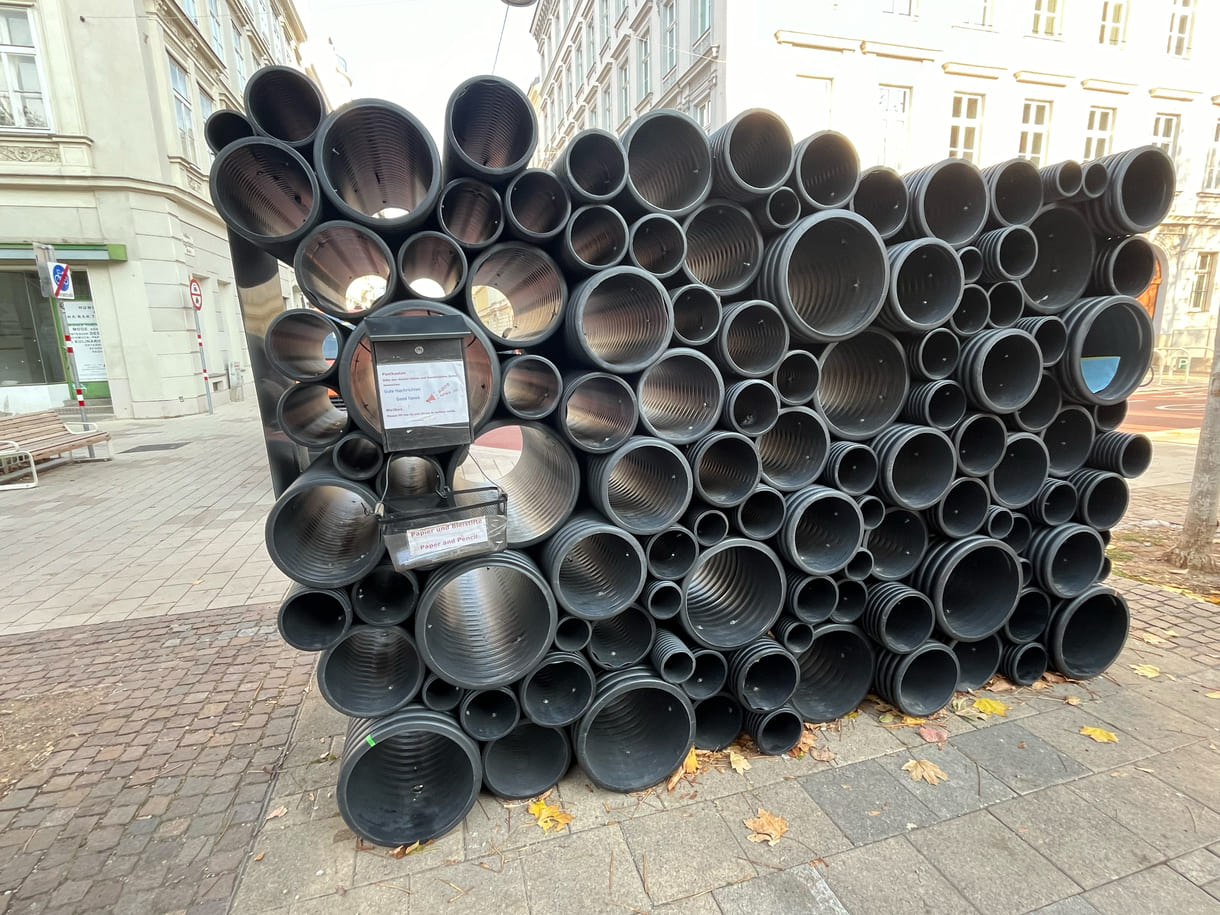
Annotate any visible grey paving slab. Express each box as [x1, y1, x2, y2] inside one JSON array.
[[712, 777, 852, 869], [1068, 766, 1220, 857], [289, 881, 412, 913], [555, 771, 668, 832], [821, 835, 976, 915], [660, 759, 764, 809], [462, 793, 570, 859], [1087, 690, 1217, 752], [1083, 864, 1220, 914], [990, 784, 1161, 890], [713, 863, 848, 915], [950, 722, 1090, 794], [1029, 897, 1103, 914], [1147, 742, 1220, 813], [350, 825, 465, 886], [653, 893, 723, 914], [229, 814, 358, 913], [1170, 848, 1220, 886], [518, 823, 649, 913], [1016, 703, 1159, 772], [406, 859, 529, 915], [882, 744, 1015, 818], [798, 758, 937, 845], [907, 810, 1082, 915], [618, 801, 756, 905], [814, 715, 908, 764]]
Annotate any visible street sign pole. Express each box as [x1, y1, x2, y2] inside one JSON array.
[[189, 278, 214, 415], [59, 301, 95, 458]]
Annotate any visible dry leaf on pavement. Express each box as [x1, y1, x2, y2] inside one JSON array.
[[744, 809, 788, 846], [1080, 726, 1119, 743], [728, 749, 752, 774], [527, 797, 573, 833], [1206, 692, 1220, 699], [984, 675, 1017, 692], [265, 806, 287, 821], [902, 759, 949, 785], [950, 696, 988, 721], [391, 841, 421, 858], [917, 725, 949, 747], [1134, 631, 1169, 646], [252, 852, 264, 862], [1064, 695, 1081, 706], [1130, 664, 1160, 679], [973, 697, 1009, 717]]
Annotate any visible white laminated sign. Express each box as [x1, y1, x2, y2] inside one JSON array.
[[376, 359, 469, 430], [406, 516, 490, 559]]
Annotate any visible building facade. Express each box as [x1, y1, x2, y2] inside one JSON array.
[[530, 0, 1219, 371], [0, 0, 337, 419]]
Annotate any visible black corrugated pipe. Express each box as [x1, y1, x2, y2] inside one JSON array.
[[694, 693, 744, 750], [557, 371, 637, 454], [422, 674, 463, 712], [1089, 236, 1156, 298], [897, 158, 988, 246], [669, 284, 722, 346], [875, 640, 960, 716], [588, 606, 656, 670], [872, 424, 957, 511], [984, 505, 1014, 539], [1042, 405, 1096, 476], [265, 309, 347, 384], [855, 494, 886, 530], [684, 503, 730, 547], [688, 432, 762, 508], [813, 328, 909, 440], [880, 239, 965, 332], [1067, 468, 1130, 530], [1081, 146, 1176, 235], [850, 165, 909, 240], [733, 485, 786, 540], [787, 573, 837, 625], [946, 635, 1002, 690], [904, 328, 962, 381], [1008, 372, 1063, 434], [333, 432, 384, 481], [977, 225, 1038, 283], [1025, 477, 1078, 527], [1098, 556, 1113, 581], [844, 549, 875, 581], [265, 456, 383, 589], [1020, 557, 1034, 587], [482, 722, 571, 800], [779, 486, 866, 575], [787, 130, 860, 210], [277, 585, 352, 652], [866, 507, 928, 581], [314, 99, 441, 234], [540, 513, 647, 621], [1026, 524, 1106, 599], [587, 437, 693, 535], [950, 284, 989, 337], [757, 406, 831, 491], [681, 539, 786, 650], [643, 579, 684, 620], [681, 649, 728, 701], [710, 108, 795, 201], [205, 109, 255, 154], [553, 128, 629, 205], [791, 623, 873, 721], [1074, 160, 1109, 199], [958, 246, 983, 284], [558, 204, 629, 275], [467, 242, 567, 347], [337, 710, 480, 847], [651, 630, 696, 685], [680, 200, 764, 296], [415, 551, 557, 688], [713, 300, 789, 378], [912, 535, 1021, 640], [748, 186, 803, 236], [501, 354, 563, 420], [636, 348, 725, 443], [397, 231, 468, 302], [980, 157, 1043, 228], [821, 441, 879, 496], [771, 350, 820, 407], [575, 666, 695, 791], [244, 65, 326, 154], [902, 380, 967, 431], [554, 616, 592, 652], [1000, 641, 1049, 687], [209, 137, 321, 261], [1057, 296, 1154, 406], [1020, 205, 1096, 314], [644, 526, 699, 579], [989, 432, 1050, 510], [773, 616, 815, 654], [317, 627, 425, 717], [832, 579, 867, 624], [1014, 316, 1067, 367], [864, 582, 936, 654], [986, 281, 1025, 329], [350, 564, 418, 627], [1093, 400, 1128, 433], [723, 379, 781, 436], [450, 422, 580, 547], [1004, 587, 1052, 644], [927, 476, 990, 538], [436, 178, 504, 250], [519, 653, 595, 732], [444, 75, 537, 184], [459, 687, 520, 741], [729, 639, 800, 712], [295, 221, 397, 320], [627, 213, 687, 279], [757, 211, 888, 343], [379, 454, 444, 500], [953, 411, 1008, 476], [1047, 585, 1130, 679], [743, 706, 804, 756], [503, 169, 571, 244], [1003, 512, 1033, 552], [957, 328, 1043, 414], [565, 267, 674, 372], [617, 109, 713, 218], [1089, 431, 1153, 478], [1039, 160, 1083, 202]]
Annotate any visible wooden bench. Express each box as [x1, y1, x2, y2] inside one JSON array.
[[0, 410, 112, 490]]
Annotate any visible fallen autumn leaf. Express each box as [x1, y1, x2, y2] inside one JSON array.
[[265, 806, 288, 821], [902, 759, 949, 786], [527, 797, 573, 833], [1080, 726, 1119, 743], [917, 724, 949, 747], [743, 809, 788, 845], [973, 697, 1009, 717], [1064, 695, 1081, 706], [1130, 664, 1160, 679], [728, 749, 751, 775]]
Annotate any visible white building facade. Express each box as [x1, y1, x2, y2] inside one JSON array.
[[530, 0, 1219, 370]]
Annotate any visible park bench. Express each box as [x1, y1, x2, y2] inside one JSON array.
[[0, 410, 112, 490]]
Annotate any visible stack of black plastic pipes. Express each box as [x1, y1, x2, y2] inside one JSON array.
[[209, 65, 1170, 849]]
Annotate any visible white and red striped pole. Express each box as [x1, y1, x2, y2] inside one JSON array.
[[191, 299, 215, 415], [59, 303, 95, 458]]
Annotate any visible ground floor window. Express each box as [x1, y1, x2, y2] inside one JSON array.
[[0, 270, 65, 386]]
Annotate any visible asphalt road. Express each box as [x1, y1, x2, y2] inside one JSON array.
[[1123, 382, 1207, 432]]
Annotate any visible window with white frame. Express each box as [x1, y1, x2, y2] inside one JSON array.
[[617, 60, 628, 123], [588, 98, 596, 129], [0, 7, 49, 130], [601, 85, 612, 130], [565, 62, 572, 111], [1203, 119, 1220, 191], [692, 95, 711, 132], [1030, 0, 1061, 37], [1084, 106, 1114, 159], [695, 0, 712, 39], [599, 0, 609, 44], [1098, 1, 1126, 44], [199, 86, 214, 122], [962, 0, 992, 27], [878, 85, 910, 170], [1152, 113, 1181, 161], [585, 25, 594, 74], [231, 22, 247, 90], [948, 92, 983, 162], [1166, 0, 1193, 57], [168, 55, 195, 162], [616, 0, 626, 18], [637, 32, 650, 101], [1187, 252, 1216, 312], [179, 0, 198, 24], [575, 41, 584, 89], [881, 0, 915, 15], [1019, 100, 1051, 167], [662, 0, 677, 73], [205, 0, 224, 57]]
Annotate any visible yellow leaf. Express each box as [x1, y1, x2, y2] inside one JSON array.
[[844, 710, 859, 720], [728, 749, 751, 775], [1206, 692, 1220, 699], [973, 698, 1009, 717], [1080, 726, 1119, 743], [391, 841, 421, 859], [900, 716, 926, 727], [1064, 695, 1081, 706], [1130, 664, 1160, 679], [683, 747, 698, 774], [902, 759, 949, 786], [743, 809, 788, 846], [1135, 631, 1169, 646], [265, 805, 287, 821], [252, 852, 265, 862], [878, 712, 896, 724], [527, 797, 573, 833], [951, 696, 988, 721]]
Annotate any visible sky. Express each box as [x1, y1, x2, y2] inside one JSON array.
[[296, 0, 542, 144]]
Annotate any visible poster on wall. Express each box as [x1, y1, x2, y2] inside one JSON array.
[[62, 301, 108, 382]]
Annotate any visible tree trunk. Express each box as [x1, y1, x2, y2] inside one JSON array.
[[1164, 313, 1220, 571]]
